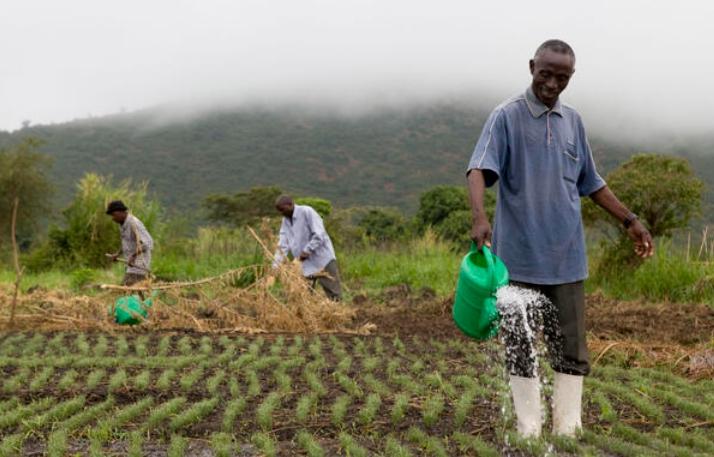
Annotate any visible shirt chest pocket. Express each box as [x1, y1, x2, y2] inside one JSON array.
[[560, 139, 580, 184]]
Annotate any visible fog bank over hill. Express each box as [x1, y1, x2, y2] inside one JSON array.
[[2, 1, 713, 138]]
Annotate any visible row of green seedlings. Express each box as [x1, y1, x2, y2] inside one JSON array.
[[248, 430, 374, 457], [0, 425, 504, 457], [588, 369, 714, 430], [593, 365, 714, 422], [81, 394, 221, 453], [581, 368, 714, 456], [11, 349, 277, 395], [0, 394, 486, 455], [0, 332, 244, 359], [2, 333, 404, 395], [41, 430, 240, 457], [247, 349, 307, 432], [0, 395, 93, 456], [0, 394, 422, 457], [326, 335, 487, 430], [0, 332, 469, 361], [0, 333, 474, 374], [0, 335, 260, 374], [4, 344, 500, 456]]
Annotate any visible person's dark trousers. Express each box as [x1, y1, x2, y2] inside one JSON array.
[[122, 272, 148, 300], [501, 280, 589, 378], [310, 259, 343, 301]]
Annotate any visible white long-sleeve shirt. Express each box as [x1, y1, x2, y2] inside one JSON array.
[[273, 205, 336, 277]]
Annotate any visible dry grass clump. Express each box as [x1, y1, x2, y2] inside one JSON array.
[[0, 228, 373, 335]]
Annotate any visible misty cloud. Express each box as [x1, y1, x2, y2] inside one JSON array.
[[1, 0, 713, 137]]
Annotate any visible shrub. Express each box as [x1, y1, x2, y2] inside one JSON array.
[[416, 185, 469, 229], [295, 197, 333, 218], [27, 173, 162, 271], [358, 207, 409, 242], [584, 154, 704, 239], [435, 209, 471, 245], [416, 185, 495, 234], [203, 186, 282, 226], [584, 154, 705, 275], [69, 268, 99, 291]]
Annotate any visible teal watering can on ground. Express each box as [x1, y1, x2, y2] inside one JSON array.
[[453, 244, 509, 340], [110, 295, 153, 325]]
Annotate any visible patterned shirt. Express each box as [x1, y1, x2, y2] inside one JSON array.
[[273, 205, 336, 277], [467, 87, 606, 284], [120, 214, 154, 275]]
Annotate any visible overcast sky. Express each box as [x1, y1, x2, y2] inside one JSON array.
[[2, 0, 713, 136]]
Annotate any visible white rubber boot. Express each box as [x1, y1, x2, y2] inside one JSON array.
[[509, 375, 542, 438], [552, 372, 583, 436]]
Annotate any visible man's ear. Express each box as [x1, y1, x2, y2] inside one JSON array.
[[529, 59, 535, 75]]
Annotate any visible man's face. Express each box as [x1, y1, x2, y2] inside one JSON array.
[[110, 210, 127, 224], [276, 202, 294, 218], [529, 49, 575, 108]]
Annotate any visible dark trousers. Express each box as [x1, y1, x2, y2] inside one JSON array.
[[122, 272, 148, 300], [501, 281, 589, 377], [122, 273, 147, 286], [309, 259, 342, 301]]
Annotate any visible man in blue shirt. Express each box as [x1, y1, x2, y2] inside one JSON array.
[[272, 195, 342, 301], [467, 39, 653, 438]]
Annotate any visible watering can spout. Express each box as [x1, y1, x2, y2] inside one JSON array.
[[453, 244, 509, 340]]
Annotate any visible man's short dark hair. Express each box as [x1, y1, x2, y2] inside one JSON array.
[[275, 195, 293, 206], [106, 200, 128, 214], [535, 39, 575, 60]]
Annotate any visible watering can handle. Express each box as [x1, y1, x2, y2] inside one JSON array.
[[470, 242, 498, 291]]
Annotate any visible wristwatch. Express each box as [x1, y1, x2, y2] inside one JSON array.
[[623, 212, 638, 229]]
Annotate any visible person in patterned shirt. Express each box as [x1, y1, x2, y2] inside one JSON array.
[[106, 200, 154, 288]]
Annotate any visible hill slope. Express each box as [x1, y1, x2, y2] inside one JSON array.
[[0, 104, 711, 214]]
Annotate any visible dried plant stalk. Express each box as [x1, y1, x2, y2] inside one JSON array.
[[1, 225, 373, 335]]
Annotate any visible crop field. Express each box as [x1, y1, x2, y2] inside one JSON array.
[[0, 331, 712, 456]]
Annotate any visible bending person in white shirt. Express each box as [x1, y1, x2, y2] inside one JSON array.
[[271, 195, 342, 301]]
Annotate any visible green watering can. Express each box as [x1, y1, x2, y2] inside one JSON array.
[[453, 244, 509, 340], [109, 295, 153, 325]]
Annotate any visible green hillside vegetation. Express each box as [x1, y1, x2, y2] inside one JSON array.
[[2, 103, 711, 216]]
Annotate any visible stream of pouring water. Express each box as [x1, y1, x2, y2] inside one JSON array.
[[495, 285, 560, 454], [496, 285, 549, 379]]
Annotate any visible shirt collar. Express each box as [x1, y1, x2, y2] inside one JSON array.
[[525, 86, 563, 118]]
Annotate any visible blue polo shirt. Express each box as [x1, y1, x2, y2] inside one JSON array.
[[467, 87, 606, 285]]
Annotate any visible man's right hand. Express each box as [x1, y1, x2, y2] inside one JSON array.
[[470, 217, 492, 250], [107, 253, 120, 262]]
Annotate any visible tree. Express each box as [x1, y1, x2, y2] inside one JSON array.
[[26, 173, 161, 270], [435, 210, 472, 245], [584, 154, 705, 275], [203, 186, 282, 226], [416, 186, 469, 229], [0, 138, 53, 251], [358, 208, 409, 242], [583, 154, 704, 238], [416, 185, 496, 243], [295, 197, 332, 218]]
